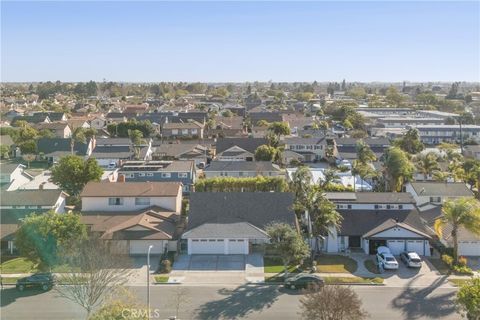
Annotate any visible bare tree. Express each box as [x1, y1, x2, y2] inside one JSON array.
[[299, 285, 368, 320], [169, 287, 190, 319], [55, 237, 133, 319]]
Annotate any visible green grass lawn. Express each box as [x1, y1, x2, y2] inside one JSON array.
[[315, 255, 357, 273], [154, 276, 169, 283], [428, 258, 450, 275], [1, 277, 20, 284], [449, 279, 470, 287], [364, 259, 381, 274], [264, 257, 300, 274], [0, 258, 38, 274]]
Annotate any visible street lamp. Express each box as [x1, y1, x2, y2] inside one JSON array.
[[147, 245, 154, 319]]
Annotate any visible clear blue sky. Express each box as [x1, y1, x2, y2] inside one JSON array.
[[1, 1, 479, 82]]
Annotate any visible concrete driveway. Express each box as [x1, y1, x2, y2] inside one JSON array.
[[170, 254, 264, 284], [127, 255, 161, 285]]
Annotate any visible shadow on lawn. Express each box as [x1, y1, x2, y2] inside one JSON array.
[[194, 284, 281, 319], [390, 276, 456, 319]]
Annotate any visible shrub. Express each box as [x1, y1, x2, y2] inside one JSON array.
[[452, 265, 473, 275], [442, 254, 454, 267], [159, 259, 172, 273], [457, 256, 468, 267]]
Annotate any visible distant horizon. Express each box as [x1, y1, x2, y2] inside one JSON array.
[[2, 1, 479, 82]]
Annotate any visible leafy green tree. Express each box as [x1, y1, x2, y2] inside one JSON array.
[[305, 188, 342, 238], [384, 147, 414, 192], [456, 277, 480, 320], [15, 211, 87, 269], [51, 155, 103, 197], [254, 144, 277, 161], [434, 198, 480, 263], [17, 124, 38, 143], [415, 152, 440, 180], [385, 86, 406, 107], [266, 222, 309, 275], [320, 168, 340, 188], [19, 140, 37, 154], [222, 109, 233, 117], [356, 141, 376, 164], [395, 128, 424, 154], [0, 144, 10, 159], [289, 166, 313, 213], [269, 122, 291, 138], [39, 129, 55, 139]]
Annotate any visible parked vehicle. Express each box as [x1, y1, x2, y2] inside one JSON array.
[[16, 273, 55, 291], [400, 251, 422, 268], [376, 246, 399, 270], [284, 273, 324, 290], [107, 161, 117, 169]]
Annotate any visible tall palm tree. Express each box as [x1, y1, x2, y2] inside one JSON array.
[[434, 198, 480, 263], [321, 168, 339, 188], [356, 140, 376, 164], [290, 166, 313, 214], [415, 152, 440, 181]]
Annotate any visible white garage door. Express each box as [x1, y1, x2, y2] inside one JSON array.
[[387, 240, 405, 255], [459, 241, 480, 256], [227, 239, 247, 254], [406, 240, 425, 255], [129, 240, 165, 255], [190, 239, 225, 254]]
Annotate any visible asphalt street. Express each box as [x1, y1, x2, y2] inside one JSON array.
[[0, 284, 459, 320]]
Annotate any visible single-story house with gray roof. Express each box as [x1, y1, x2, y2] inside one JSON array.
[[182, 192, 297, 255]]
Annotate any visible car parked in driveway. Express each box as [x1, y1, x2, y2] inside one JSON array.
[[376, 246, 399, 270], [16, 273, 55, 291], [284, 273, 324, 290], [400, 251, 422, 268]]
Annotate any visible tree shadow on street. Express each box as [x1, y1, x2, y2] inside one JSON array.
[[390, 276, 457, 319], [0, 287, 46, 307], [194, 284, 281, 319]]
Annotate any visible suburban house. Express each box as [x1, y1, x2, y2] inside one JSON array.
[[210, 116, 245, 137], [405, 182, 474, 207], [215, 137, 268, 161], [420, 206, 480, 257], [334, 137, 390, 162], [162, 121, 204, 139], [80, 181, 183, 255], [248, 111, 283, 125], [152, 143, 210, 165], [91, 138, 152, 167], [0, 162, 32, 190], [0, 189, 68, 254], [204, 161, 282, 178], [12, 114, 51, 125], [283, 136, 331, 162], [323, 192, 431, 256], [90, 116, 108, 130], [34, 122, 72, 138], [33, 112, 68, 122], [414, 125, 480, 145], [117, 160, 196, 193], [37, 137, 94, 163], [182, 192, 297, 255]]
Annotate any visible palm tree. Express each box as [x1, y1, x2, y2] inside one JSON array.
[[415, 152, 440, 181], [434, 198, 480, 263], [290, 166, 313, 214], [321, 168, 339, 188], [384, 147, 414, 192], [356, 140, 376, 164], [70, 126, 86, 155]]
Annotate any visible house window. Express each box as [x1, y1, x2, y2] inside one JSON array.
[[347, 204, 352, 209], [191, 129, 198, 134], [147, 173, 154, 177], [172, 129, 178, 135], [138, 173, 146, 177], [182, 129, 189, 135], [108, 198, 123, 206], [125, 173, 134, 178], [135, 197, 150, 206], [239, 171, 244, 176], [374, 204, 379, 209], [161, 172, 171, 178], [178, 172, 188, 178], [399, 205, 403, 209], [386, 204, 391, 209], [430, 197, 441, 203]]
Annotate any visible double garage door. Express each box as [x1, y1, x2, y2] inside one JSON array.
[[387, 240, 425, 255], [459, 241, 480, 256], [190, 238, 248, 254]]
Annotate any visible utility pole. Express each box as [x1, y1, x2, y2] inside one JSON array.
[[147, 245, 154, 319]]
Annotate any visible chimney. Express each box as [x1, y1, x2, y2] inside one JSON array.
[[39, 182, 45, 190], [117, 174, 126, 183]]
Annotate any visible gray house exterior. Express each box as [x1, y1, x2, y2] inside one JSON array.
[[118, 160, 196, 193]]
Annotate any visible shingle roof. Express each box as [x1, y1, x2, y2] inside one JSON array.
[[284, 136, 327, 145], [185, 192, 297, 236], [153, 143, 206, 158], [183, 219, 269, 239], [0, 190, 65, 206], [119, 160, 194, 172], [95, 138, 132, 146], [0, 162, 23, 175], [409, 182, 473, 197], [37, 138, 89, 155], [204, 161, 280, 172], [362, 218, 431, 238], [80, 181, 182, 198], [325, 192, 415, 204], [91, 146, 133, 158], [163, 122, 203, 129], [338, 209, 428, 237], [216, 138, 268, 154]]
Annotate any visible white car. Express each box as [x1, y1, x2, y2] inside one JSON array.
[[376, 246, 399, 270], [400, 251, 422, 268]]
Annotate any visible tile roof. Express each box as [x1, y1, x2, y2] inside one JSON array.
[[80, 181, 182, 198]]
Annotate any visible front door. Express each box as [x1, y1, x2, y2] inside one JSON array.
[[349, 236, 361, 248]]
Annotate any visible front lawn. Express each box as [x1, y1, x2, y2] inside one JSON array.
[[364, 259, 381, 274], [449, 279, 470, 287], [324, 276, 383, 285], [264, 257, 301, 274], [154, 276, 169, 283], [1, 277, 20, 284], [0, 258, 38, 274], [315, 255, 357, 273]]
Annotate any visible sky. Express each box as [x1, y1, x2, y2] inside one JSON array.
[[1, 1, 479, 83]]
